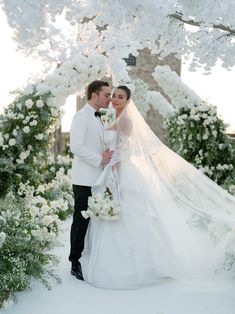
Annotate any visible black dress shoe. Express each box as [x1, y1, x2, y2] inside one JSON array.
[[71, 262, 84, 281]]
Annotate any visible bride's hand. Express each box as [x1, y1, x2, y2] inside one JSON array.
[[101, 149, 113, 165]]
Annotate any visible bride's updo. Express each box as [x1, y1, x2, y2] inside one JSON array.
[[116, 85, 131, 100]]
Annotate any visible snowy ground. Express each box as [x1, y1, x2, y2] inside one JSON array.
[[2, 218, 235, 314]]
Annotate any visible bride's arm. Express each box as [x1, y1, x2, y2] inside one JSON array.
[[117, 116, 132, 136]]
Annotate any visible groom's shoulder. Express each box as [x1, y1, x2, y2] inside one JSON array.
[[71, 104, 90, 127], [74, 104, 89, 117]]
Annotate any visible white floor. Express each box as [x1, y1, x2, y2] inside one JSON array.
[[3, 218, 235, 314]]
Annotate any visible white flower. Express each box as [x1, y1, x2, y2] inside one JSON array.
[[25, 99, 34, 109], [29, 120, 38, 126], [212, 130, 217, 137], [17, 113, 24, 119], [40, 204, 50, 215], [41, 215, 55, 226], [13, 129, 17, 136], [23, 126, 30, 133], [36, 83, 50, 95], [50, 107, 60, 117], [37, 185, 45, 193], [0, 231, 6, 247], [19, 151, 29, 160], [16, 102, 22, 110], [36, 99, 44, 108], [229, 185, 235, 195], [0, 133, 4, 146], [202, 133, 209, 140], [23, 84, 34, 95], [9, 138, 16, 146], [2, 297, 14, 310], [35, 133, 44, 140], [16, 158, 24, 164]]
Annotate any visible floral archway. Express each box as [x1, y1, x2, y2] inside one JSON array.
[[0, 52, 108, 196]]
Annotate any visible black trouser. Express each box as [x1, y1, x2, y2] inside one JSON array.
[[69, 185, 91, 264]]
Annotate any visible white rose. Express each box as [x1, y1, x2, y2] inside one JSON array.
[[41, 215, 54, 226], [36, 99, 44, 108], [35, 134, 44, 140], [0, 133, 4, 146], [41, 205, 50, 214], [16, 103, 22, 110], [17, 113, 24, 119], [212, 130, 217, 137], [30, 120, 37, 126], [19, 152, 28, 160], [23, 84, 34, 95], [0, 231, 6, 247], [23, 126, 30, 133], [9, 138, 16, 146], [37, 185, 45, 193], [25, 99, 34, 109], [229, 185, 235, 195], [16, 159, 24, 164]]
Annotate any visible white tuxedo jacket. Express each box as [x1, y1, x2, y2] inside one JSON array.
[[70, 103, 104, 186]]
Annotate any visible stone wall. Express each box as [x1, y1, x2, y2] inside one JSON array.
[[129, 49, 180, 142]]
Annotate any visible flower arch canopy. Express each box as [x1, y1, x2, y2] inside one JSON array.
[[2, 0, 235, 78], [0, 52, 109, 189]]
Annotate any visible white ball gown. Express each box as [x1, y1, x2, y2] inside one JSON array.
[[80, 101, 235, 289]]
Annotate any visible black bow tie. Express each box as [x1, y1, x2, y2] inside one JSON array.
[[94, 111, 101, 117]]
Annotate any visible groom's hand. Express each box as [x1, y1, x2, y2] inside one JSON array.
[[101, 149, 113, 165]]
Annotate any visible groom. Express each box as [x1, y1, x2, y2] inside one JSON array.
[[69, 80, 112, 280]]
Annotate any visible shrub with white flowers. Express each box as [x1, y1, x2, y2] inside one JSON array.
[[164, 102, 234, 185], [0, 193, 61, 308], [0, 154, 73, 308]]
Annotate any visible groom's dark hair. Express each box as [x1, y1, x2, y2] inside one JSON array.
[[87, 80, 109, 100]]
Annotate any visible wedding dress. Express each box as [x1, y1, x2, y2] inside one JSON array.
[[80, 101, 235, 289]]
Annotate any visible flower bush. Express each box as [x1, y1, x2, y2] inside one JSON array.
[[0, 86, 61, 196], [0, 53, 107, 197], [164, 102, 235, 185], [0, 193, 61, 308], [0, 154, 74, 308]]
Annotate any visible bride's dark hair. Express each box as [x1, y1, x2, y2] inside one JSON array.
[[116, 85, 131, 100]]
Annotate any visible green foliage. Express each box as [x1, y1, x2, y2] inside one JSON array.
[[0, 158, 16, 197], [164, 103, 235, 185], [0, 194, 61, 307], [0, 87, 61, 197]]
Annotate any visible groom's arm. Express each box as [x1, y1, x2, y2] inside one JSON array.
[[70, 112, 102, 167]]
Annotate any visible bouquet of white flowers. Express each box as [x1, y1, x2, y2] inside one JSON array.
[[81, 188, 120, 221], [99, 107, 116, 128]]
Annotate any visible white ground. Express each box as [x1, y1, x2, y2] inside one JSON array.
[[3, 218, 235, 314]]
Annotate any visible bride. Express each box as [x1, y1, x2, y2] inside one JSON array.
[[80, 85, 235, 289]]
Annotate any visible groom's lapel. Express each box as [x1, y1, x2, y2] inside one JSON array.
[[84, 105, 104, 142]]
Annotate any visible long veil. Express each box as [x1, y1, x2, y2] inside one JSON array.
[[109, 100, 235, 278]]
